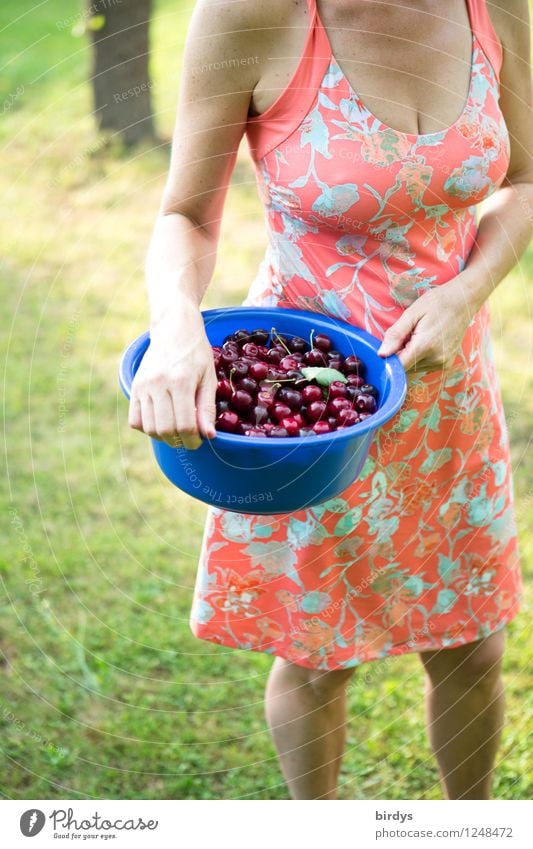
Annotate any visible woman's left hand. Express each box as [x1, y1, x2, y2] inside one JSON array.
[[377, 274, 479, 373]]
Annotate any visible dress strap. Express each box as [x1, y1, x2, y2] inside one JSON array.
[[465, 0, 503, 84], [245, 0, 331, 161]]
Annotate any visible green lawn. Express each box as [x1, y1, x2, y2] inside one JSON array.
[[0, 0, 532, 800]]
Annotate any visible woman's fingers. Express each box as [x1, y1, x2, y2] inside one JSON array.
[[171, 385, 203, 450], [152, 390, 184, 447], [378, 307, 419, 357], [195, 366, 217, 439]]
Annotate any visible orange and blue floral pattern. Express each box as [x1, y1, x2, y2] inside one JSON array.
[[189, 13, 523, 670]]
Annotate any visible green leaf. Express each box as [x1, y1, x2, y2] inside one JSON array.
[[333, 507, 362, 536], [420, 447, 452, 474], [301, 366, 347, 386]]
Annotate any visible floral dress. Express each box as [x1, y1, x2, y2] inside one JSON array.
[[189, 0, 523, 669]]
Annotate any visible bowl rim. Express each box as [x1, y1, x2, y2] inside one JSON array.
[[119, 307, 407, 447]]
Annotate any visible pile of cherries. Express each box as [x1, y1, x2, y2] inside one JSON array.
[[213, 327, 379, 438]]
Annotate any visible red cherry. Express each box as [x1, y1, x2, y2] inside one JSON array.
[[355, 394, 377, 413], [216, 379, 232, 401], [327, 381, 347, 399], [220, 348, 238, 367], [272, 402, 292, 422], [337, 408, 360, 426], [279, 355, 300, 372], [313, 421, 332, 435], [343, 355, 365, 376], [299, 427, 317, 437], [250, 328, 270, 345], [269, 426, 289, 438], [313, 333, 332, 353], [328, 357, 343, 371], [252, 405, 269, 425], [216, 410, 240, 432], [276, 387, 302, 410], [216, 400, 230, 415], [301, 385, 323, 405], [347, 374, 365, 387], [304, 348, 328, 366], [257, 389, 276, 408], [287, 336, 308, 354], [280, 417, 300, 437], [241, 342, 259, 358], [231, 360, 249, 379], [237, 376, 258, 395], [291, 412, 305, 427], [345, 385, 362, 403], [327, 417, 338, 430], [360, 383, 379, 399], [249, 360, 269, 381], [256, 345, 270, 360], [263, 422, 275, 434], [327, 397, 352, 417], [230, 389, 253, 412], [267, 348, 282, 364], [305, 401, 327, 422], [245, 427, 266, 437]]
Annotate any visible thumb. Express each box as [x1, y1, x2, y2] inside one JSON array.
[[378, 308, 418, 357], [196, 368, 217, 439]]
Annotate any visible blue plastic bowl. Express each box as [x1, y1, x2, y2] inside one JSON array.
[[119, 307, 406, 514]]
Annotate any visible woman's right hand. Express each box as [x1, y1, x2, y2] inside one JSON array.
[[128, 308, 217, 450]]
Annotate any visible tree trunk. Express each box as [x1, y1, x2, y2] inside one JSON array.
[[87, 0, 156, 146]]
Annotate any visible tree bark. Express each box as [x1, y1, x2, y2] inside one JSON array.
[[87, 0, 156, 146]]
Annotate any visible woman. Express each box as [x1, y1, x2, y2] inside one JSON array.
[[129, 0, 532, 799]]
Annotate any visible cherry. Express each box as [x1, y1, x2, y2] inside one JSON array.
[[237, 376, 258, 395], [327, 397, 352, 417], [347, 374, 365, 387], [216, 410, 240, 432], [345, 385, 362, 403], [267, 348, 282, 364], [250, 328, 270, 345], [291, 412, 305, 427], [245, 428, 266, 437], [287, 336, 308, 353], [304, 348, 328, 366], [299, 427, 316, 437], [252, 405, 269, 425], [267, 367, 287, 381], [360, 383, 379, 399], [280, 417, 300, 437], [269, 426, 289, 438], [358, 412, 373, 420], [328, 357, 343, 371], [313, 421, 332, 435], [272, 402, 292, 422], [327, 417, 338, 429], [248, 360, 269, 381], [216, 400, 230, 415], [279, 355, 300, 372], [313, 333, 332, 353], [285, 369, 306, 382], [216, 378, 233, 400], [301, 385, 323, 405], [338, 408, 360, 426], [305, 401, 327, 422], [256, 345, 270, 360], [220, 348, 238, 367], [276, 387, 302, 410], [241, 342, 259, 358], [257, 389, 276, 408], [233, 329, 251, 344], [343, 355, 365, 375], [230, 389, 254, 412], [327, 381, 347, 399], [355, 394, 378, 413], [231, 360, 249, 379]]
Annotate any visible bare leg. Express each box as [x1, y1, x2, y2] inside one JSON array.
[[419, 629, 506, 799], [264, 656, 356, 799]]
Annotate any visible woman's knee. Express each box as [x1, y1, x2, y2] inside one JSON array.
[[275, 658, 357, 703], [420, 629, 506, 689]]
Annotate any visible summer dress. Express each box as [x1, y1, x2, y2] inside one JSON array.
[[189, 0, 523, 670]]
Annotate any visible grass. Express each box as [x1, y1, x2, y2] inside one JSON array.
[[0, 0, 532, 800]]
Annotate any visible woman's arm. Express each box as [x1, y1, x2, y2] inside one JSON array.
[[378, 0, 533, 371], [129, 0, 278, 448]]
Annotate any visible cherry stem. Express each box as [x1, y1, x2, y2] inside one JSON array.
[[229, 368, 236, 393], [309, 328, 315, 350], [270, 326, 291, 355]]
